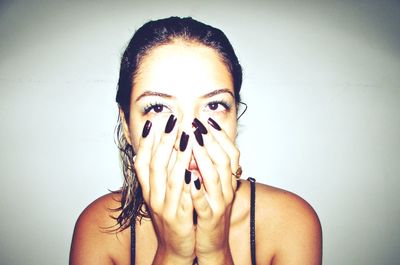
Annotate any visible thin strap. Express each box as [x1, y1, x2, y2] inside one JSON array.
[[131, 218, 135, 265], [248, 177, 256, 265]]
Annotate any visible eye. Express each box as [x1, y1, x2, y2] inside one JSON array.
[[143, 103, 169, 114], [152, 104, 164, 113], [208, 102, 219, 110], [206, 101, 231, 112]]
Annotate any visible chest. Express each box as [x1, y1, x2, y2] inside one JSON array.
[[111, 218, 273, 265]]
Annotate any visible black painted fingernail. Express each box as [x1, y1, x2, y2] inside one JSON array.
[[192, 118, 207, 134], [164, 114, 177, 133], [142, 120, 152, 138], [207, 117, 221, 131], [193, 210, 197, 225], [185, 169, 191, 184], [194, 178, 201, 190], [194, 129, 204, 146], [179, 131, 189, 151]]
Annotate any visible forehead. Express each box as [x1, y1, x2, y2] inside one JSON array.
[[132, 41, 234, 99]]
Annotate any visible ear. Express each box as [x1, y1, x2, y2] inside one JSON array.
[[119, 108, 132, 146]]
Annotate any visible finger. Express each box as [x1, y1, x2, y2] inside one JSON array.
[[192, 129, 224, 206], [207, 117, 240, 190], [207, 117, 240, 175], [201, 126, 235, 203], [164, 131, 193, 214], [177, 169, 194, 225], [148, 114, 178, 210], [190, 176, 212, 220], [134, 120, 154, 202]]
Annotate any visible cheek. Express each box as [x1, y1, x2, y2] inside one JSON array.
[[129, 126, 141, 154], [213, 115, 237, 141], [226, 113, 238, 140], [226, 122, 238, 141], [128, 117, 148, 154]]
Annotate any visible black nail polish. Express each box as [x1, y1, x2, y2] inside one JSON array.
[[193, 210, 198, 225], [194, 129, 204, 146], [194, 178, 201, 190], [192, 118, 207, 134], [179, 131, 189, 152], [207, 117, 221, 131], [164, 114, 177, 133], [142, 120, 152, 138], [185, 169, 191, 184]]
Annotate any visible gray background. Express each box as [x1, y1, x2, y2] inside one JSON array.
[[1, 0, 399, 264]]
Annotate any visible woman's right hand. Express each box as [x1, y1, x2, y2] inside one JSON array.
[[134, 114, 195, 264]]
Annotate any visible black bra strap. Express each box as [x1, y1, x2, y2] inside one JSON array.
[[131, 218, 135, 265], [248, 177, 256, 265]]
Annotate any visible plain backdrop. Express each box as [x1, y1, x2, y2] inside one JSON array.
[[0, 0, 399, 264]]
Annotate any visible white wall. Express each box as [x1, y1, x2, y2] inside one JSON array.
[[0, 0, 399, 264]]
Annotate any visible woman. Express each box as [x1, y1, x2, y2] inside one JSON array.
[[70, 17, 322, 265]]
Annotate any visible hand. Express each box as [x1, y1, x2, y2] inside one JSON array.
[[134, 115, 196, 264], [190, 118, 240, 264]]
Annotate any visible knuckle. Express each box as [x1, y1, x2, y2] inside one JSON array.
[[199, 199, 209, 212], [204, 207, 213, 218], [197, 201, 211, 217], [233, 147, 240, 161], [192, 190, 202, 202], [209, 174, 221, 187], [212, 206, 225, 219], [194, 196, 207, 210], [166, 180, 176, 193], [166, 178, 174, 189]]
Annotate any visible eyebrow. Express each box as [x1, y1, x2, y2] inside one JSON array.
[[135, 91, 173, 102], [135, 88, 234, 102], [201, 88, 234, 99]]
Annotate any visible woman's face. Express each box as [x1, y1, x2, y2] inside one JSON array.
[[123, 41, 238, 153]]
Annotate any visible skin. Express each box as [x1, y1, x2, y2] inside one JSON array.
[[70, 41, 322, 265]]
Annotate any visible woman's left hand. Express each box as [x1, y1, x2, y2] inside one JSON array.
[[190, 118, 240, 265]]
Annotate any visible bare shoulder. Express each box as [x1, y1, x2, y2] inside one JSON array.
[[254, 182, 322, 264], [70, 192, 129, 265], [254, 182, 321, 231]]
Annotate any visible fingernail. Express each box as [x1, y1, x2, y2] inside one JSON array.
[[179, 131, 189, 151], [185, 169, 191, 184], [194, 129, 204, 146], [207, 117, 221, 131], [164, 114, 177, 133], [194, 178, 201, 190], [193, 210, 198, 225], [142, 120, 152, 138], [192, 118, 207, 134]]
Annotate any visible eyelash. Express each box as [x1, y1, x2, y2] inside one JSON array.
[[142, 100, 231, 115], [206, 100, 231, 112], [143, 102, 169, 114]]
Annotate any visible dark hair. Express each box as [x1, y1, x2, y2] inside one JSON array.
[[113, 16, 243, 231]]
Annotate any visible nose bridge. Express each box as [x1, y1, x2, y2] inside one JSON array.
[[176, 100, 197, 131]]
